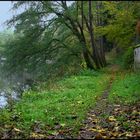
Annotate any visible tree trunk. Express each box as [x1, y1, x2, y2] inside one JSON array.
[[57, 1, 103, 69], [83, 47, 94, 69], [80, 1, 95, 69], [96, 1, 106, 66], [88, 1, 101, 69]]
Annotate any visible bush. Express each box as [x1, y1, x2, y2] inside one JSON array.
[[123, 47, 134, 69]]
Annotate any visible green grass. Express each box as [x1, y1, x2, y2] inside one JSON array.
[[1, 67, 139, 138], [0, 71, 110, 138], [109, 72, 140, 104]]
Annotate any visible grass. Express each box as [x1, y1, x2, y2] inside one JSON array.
[[1, 63, 140, 138], [109, 72, 140, 105], [0, 70, 110, 138]]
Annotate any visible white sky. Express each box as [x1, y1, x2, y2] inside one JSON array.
[[0, 1, 74, 32], [0, 1, 13, 31]]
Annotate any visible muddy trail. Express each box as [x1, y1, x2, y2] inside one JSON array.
[[77, 65, 140, 139]]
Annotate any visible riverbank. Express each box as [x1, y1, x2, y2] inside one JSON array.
[[0, 66, 140, 139]]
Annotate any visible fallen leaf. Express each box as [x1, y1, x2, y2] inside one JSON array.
[[92, 119, 98, 123], [108, 116, 116, 122], [30, 132, 39, 138], [30, 132, 45, 138], [13, 128, 21, 132], [125, 132, 133, 137], [110, 132, 119, 137], [113, 126, 119, 131], [89, 128, 98, 132], [95, 132, 103, 139], [97, 128, 106, 133]]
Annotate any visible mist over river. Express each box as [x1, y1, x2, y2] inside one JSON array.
[[0, 71, 35, 108], [0, 80, 30, 108]]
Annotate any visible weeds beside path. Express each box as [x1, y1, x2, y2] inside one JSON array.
[[77, 64, 140, 139]]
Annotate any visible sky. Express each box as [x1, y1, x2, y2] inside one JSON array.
[[0, 1, 13, 31], [0, 1, 74, 32]]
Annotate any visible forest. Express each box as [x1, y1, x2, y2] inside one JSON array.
[[0, 1, 140, 139]]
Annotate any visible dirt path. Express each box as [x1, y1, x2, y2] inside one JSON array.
[[77, 65, 140, 139], [77, 65, 116, 139]]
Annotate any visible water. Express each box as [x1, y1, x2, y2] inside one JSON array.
[[0, 84, 30, 108], [0, 64, 34, 108], [0, 95, 7, 108]]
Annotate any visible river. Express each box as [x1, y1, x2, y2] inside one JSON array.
[[0, 82, 30, 108]]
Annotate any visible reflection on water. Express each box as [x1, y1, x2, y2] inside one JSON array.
[[0, 95, 7, 108], [0, 66, 35, 108], [0, 84, 30, 108]]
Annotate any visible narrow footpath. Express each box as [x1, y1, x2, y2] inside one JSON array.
[[77, 65, 140, 139]]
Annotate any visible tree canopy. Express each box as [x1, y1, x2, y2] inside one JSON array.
[[0, 1, 140, 80]]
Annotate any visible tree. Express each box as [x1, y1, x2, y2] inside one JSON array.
[[7, 1, 107, 70], [98, 1, 140, 50]]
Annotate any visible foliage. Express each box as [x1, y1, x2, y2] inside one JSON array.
[[0, 26, 82, 81], [1, 1, 140, 139], [1, 1, 140, 79], [123, 47, 134, 69], [109, 72, 140, 104], [97, 1, 140, 49]]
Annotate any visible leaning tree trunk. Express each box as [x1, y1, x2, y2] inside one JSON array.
[[57, 1, 103, 70]]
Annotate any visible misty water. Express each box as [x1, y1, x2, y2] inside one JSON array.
[[0, 82, 30, 108], [0, 71, 33, 108], [0, 58, 36, 108]]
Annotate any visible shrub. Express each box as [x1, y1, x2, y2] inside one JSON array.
[[123, 47, 134, 69]]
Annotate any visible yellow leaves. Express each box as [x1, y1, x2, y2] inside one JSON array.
[[91, 114, 96, 117], [114, 108, 120, 112], [114, 104, 120, 107], [110, 132, 119, 137], [31, 132, 38, 138], [125, 132, 133, 137], [89, 127, 107, 139], [13, 128, 22, 132], [30, 132, 45, 138], [117, 132, 133, 137], [108, 116, 116, 122], [113, 126, 119, 131], [92, 118, 98, 123], [97, 129, 106, 133], [4, 125, 12, 128], [90, 128, 98, 132], [89, 127, 106, 134]]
